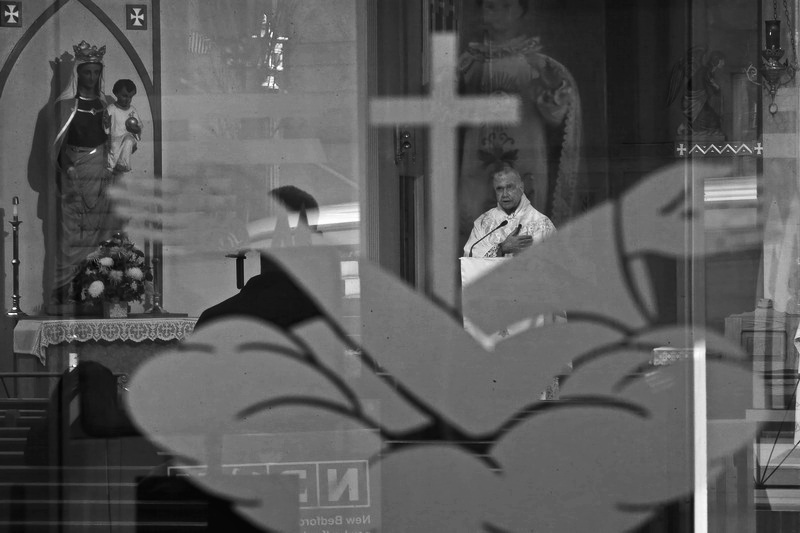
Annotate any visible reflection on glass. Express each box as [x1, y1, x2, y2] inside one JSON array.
[[0, 0, 791, 531]]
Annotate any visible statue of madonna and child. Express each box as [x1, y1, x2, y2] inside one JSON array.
[[458, 0, 582, 246], [48, 40, 143, 313]]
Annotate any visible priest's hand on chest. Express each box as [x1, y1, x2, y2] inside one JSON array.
[[499, 224, 532, 256]]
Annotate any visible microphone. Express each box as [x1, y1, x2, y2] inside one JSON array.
[[469, 220, 509, 257]]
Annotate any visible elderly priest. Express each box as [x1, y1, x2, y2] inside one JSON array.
[[463, 166, 556, 258]]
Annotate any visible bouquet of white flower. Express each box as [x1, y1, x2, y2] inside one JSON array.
[[74, 232, 152, 304]]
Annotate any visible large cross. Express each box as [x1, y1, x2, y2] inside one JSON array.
[[370, 34, 519, 307]]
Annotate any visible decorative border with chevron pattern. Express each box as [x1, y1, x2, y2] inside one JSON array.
[[674, 140, 764, 157]]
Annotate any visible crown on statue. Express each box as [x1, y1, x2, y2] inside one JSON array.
[[73, 40, 106, 65]]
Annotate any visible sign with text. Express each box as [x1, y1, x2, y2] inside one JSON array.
[[169, 459, 375, 532]]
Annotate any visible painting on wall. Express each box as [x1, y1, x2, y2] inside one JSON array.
[[666, 0, 761, 158], [455, 0, 607, 254]]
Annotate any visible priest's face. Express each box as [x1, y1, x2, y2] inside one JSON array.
[[493, 170, 524, 214]]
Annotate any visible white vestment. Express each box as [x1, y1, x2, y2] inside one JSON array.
[[463, 194, 556, 258]]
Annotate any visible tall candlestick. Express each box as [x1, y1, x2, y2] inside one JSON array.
[[148, 255, 167, 315], [7, 212, 26, 318], [766, 20, 781, 50]]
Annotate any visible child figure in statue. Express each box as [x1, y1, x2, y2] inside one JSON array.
[[104, 79, 142, 172]]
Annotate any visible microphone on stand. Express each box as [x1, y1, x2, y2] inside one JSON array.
[[469, 220, 509, 257]]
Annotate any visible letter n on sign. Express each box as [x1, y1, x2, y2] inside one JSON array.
[[0, 1, 22, 28], [126, 4, 147, 30]]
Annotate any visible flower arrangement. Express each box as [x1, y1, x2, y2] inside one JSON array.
[[74, 232, 152, 304]]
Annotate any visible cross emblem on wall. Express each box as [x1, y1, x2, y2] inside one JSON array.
[[126, 4, 147, 30], [0, 1, 21, 27], [371, 34, 520, 306]]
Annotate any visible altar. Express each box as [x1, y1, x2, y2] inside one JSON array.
[[12, 316, 197, 398]]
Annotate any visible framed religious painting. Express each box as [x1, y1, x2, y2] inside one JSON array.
[[455, 0, 607, 261]]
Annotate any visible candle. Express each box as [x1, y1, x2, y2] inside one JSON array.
[[12, 196, 18, 219], [766, 20, 781, 50]]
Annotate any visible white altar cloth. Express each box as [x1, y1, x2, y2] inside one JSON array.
[[14, 317, 197, 365]]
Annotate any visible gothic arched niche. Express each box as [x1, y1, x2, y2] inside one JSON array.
[[0, 0, 155, 309]]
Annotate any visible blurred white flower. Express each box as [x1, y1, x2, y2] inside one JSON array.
[[99, 257, 114, 267], [126, 267, 144, 280], [88, 280, 105, 298], [110, 270, 124, 282]]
